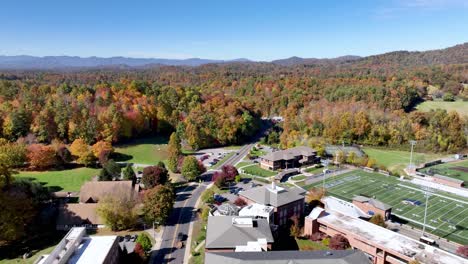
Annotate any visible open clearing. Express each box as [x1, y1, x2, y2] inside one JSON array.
[[306, 169, 468, 244], [114, 136, 169, 165], [415, 99, 468, 116], [16, 167, 99, 192], [419, 160, 468, 184], [363, 147, 445, 174]]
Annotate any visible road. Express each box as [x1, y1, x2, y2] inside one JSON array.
[[215, 143, 254, 169], [151, 183, 207, 264]]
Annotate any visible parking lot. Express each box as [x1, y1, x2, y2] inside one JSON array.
[[214, 178, 265, 204], [193, 147, 234, 167]]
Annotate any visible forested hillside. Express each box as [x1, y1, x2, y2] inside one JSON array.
[[0, 43, 467, 153]]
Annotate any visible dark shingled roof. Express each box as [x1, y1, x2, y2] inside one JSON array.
[[79, 181, 134, 203], [353, 195, 392, 211], [261, 146, 316, 161], [205, 250, 371, 264], [240, 184, 304, 207]]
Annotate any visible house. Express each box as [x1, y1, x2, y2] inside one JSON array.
[[205, 216, 274, 252], [56, 203, 104, 230], [205, 250, 371, 264], [303, 209, 467, 264], [35, 227, 120, 264], [79, 181, 135, 203], [260, 146, 317, 170], [352, 195, 392, 220], [239, 182, 305, 226]]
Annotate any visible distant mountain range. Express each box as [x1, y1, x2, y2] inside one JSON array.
[[0, 43, 466, 69]]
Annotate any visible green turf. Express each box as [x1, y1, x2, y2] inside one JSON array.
[[211, 152, 235, 169], [235, 161, 253, 169], [114, 136, 169, 165], [291, 175, 306, 181], [419, 160, 468, 183], [16, 167, 99, 192], [0, 245, 55, 264], [306, 169, 468, 244], [295, 238, 329, 251], [415, 99, 468, 116], [363, 147, 445, 174], [242, 164, 277, 177]]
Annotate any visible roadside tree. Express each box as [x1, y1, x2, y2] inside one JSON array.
[[143, 184, 175, 225]]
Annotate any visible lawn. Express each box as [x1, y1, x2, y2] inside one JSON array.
[[241, 164, 277, 177], [114, 136, 169, 165], [0, 244, 56, 264], [291, 175, 306, 181], [235, 161, 253, 169], [419, 160, 468, 184], [306, 169, 468, 244], [295, 238, 329, 251], [363, 147, 445, 174], [16, 167, 99, 192], [305, 165, 337, 174], [415, 99, 468, 116]]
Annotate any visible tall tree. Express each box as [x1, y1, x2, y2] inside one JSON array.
[[97, 190, 139, 231], [181, 156, 203, 181], [70, 138, 96, 166], [27, 144, 57, 170], [142, 165, 169, 189], [123, 163, 136, 182], [167, 132, 181, 173], [143, 184, 175, 225]]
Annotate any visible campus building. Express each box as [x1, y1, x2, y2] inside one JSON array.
[[239, 183, 305, 226], [205, 216, 274, 252], [260, 146, 318, 170], [352, 195, 392, 220], [35, 227, 120, 264], [205, 250, 371, 264], [304, 206, 467, 264]]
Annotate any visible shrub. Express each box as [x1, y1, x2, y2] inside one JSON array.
[[201, 189, 215, 204], [234, 197, 247, 207], [329, 234, 350, 250], [136, 232, 152, 252]]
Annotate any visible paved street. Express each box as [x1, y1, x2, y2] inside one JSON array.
[[216, 143, 254, 168], [151, 183, 207, 264]]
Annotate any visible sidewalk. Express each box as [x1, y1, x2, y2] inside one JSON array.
[[147, 226, 164, 263]]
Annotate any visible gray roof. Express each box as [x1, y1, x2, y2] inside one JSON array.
[[205, 250, 371, 264], [205, 216, 274, 249], [240, 184, 304, 207], [261, 146, 316, 161], [353, 195, 392, 211]]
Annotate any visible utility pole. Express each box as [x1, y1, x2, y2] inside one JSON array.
[[422, 187, 431, 237], [409, 140, 417, 170], [322, 159, 329, 190]]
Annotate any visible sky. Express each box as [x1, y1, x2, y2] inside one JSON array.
[[1, 0, 467, 61]]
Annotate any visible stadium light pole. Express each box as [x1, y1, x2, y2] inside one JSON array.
[[422, 187, 431, 238], [322, 159, 329, 190], [409, 140, 417, 170]]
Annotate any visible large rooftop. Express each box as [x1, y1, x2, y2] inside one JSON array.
[[261, 146, 316, 161], [205, 216, 274, 250], [321, 196, 370, 219], [240, 183, 304, 207], [205, 250, 371, 264], [318, 212, 468, 264], [68, 236, 117, 264]]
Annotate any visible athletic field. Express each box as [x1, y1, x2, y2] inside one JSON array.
[[308, 170, 468, 244], [419, 160, 468, 184]]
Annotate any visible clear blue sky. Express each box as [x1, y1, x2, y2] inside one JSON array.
[[1, 0, 467, 61]]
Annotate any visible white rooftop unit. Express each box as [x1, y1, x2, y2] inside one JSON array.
[[239, 203, 274, 223]]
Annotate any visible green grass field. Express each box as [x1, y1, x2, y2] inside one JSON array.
[[16, 167, 99, 192], [235, 161, 253, 169], [114, 136, 169, 165], [291, 175, 306, 181], [306, 170, 468, 244], [415, 99, 468, 116], [363, 147, 445, 174], [419, 160, 468, 184], [242, 164, 277, 177]]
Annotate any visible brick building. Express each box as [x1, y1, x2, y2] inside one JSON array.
[[352, 196, 392, 220], [260, 146, 318, 170]]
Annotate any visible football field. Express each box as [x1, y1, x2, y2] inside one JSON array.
[[308, 170, 468, 244]]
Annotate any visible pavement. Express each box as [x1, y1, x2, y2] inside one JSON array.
[[150, 183, 207, 264], [216, 143, 254, 168]]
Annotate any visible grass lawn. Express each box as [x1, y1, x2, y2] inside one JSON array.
[[242, 164, 277, 177], [291, 175, 306, 181], [114, 136, 169, 165], [295, 238, 329, 251], [250, 149, 266, 157], [16, 167, 99, 192], [235, 161, 253, 169], [419, 160, 468, 183], [305, 165, 337, 174], [211, 152, 235, 169], [306, 169, 468, 244], [0, 244, 56, 264], [363, 147, 445, 174], [415, 99, 468, 116]]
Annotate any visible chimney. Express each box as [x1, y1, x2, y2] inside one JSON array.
[[271, 181, 276, 190]]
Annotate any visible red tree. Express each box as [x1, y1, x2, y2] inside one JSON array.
[[27, 144, 57, 170], [221, 165, 238, 181], [329, 234, 350, 250], [142, 165, 169, 189], [234, 197, 247, 207], [134, 242, 145, 258], [457, 245, 468, 257]]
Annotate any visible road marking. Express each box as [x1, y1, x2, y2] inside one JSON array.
[[165, 184, 200, 263]]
